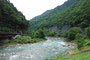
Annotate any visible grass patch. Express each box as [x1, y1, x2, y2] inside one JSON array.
[[50, 51, 90, 60], [80, 46, 90, 51], [69, 49, 80, 54], [60, 51, 90, 60]]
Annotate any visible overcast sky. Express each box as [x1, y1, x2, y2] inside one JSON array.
[[10, 0, 67, 20]]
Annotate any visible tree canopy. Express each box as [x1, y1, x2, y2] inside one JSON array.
[[0, 0, 29, 33]]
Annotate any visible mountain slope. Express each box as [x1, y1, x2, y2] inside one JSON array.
[[0, 0, 29, 33], [29, 0, 90, 31]]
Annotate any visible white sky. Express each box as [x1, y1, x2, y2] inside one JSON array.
[[10, 0, 67, 20]]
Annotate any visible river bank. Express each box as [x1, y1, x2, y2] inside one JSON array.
[[50, 46, 90, 60], [0, 36, 76, 48], [0, 36, 46, 48], [46, 37, 77, 48], [48, 38, 90, 60]]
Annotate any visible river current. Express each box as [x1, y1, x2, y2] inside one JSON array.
[[0, 37, 74, 60]]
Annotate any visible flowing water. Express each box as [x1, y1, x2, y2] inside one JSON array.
[[0, 37, 74, 60]]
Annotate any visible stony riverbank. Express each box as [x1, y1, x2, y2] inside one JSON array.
[[46, 37, 77, 49]]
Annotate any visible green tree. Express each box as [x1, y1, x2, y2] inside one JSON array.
[[75, 33, 83, 44], [64, 27, 82, 41], [31, 29, 45, 39], [85, 27, 90, 39], [0, 0, 29, 33]]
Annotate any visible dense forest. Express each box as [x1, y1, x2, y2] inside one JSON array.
[[0, 0, 29, 33], [29, 0, 90, 31]]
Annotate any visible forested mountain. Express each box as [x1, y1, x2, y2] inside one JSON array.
[[0, 0, 29, 33], [29, 0, 90, 31]]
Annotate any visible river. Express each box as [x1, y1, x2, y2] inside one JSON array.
[[0, 37, 75, 60]]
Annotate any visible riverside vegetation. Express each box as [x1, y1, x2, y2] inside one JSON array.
[[7, 29, 46, 45]]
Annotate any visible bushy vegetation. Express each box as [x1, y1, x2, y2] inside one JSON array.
[[75, 36, 90, 49], [64, 27, 82, 41], [31, 29, 56, 38], [0, 0, 29, 33], [43, 30, 56, 36], [85, 27, 90, 39], [56, 30, 62, 37], [63, 27, 90, 49], [31, 29, 45, 39], [46, 31, 55, 36], [9, 36, 45, 44]]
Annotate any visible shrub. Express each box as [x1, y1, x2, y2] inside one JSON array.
[[57, 30, 62, 37], [9, 36, 45, 44], [85, 27, 90, 39], [77, 37, 90, 49], [38, 29, 45, 38], [47, 31, 55, 36], [75, 33, 90, 49], [64, 27, 82, 41], [43, 29, 55, 36], [31, 29, 45, 39], [75, 33, 83, 43]]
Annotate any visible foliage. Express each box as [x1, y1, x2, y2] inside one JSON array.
[[9, 36, 45, 44], [75, 33, 83, 43], [74, 27, 90, 48], [31, 29, 45, 39], [75, 33, 90, 49], [57, 31, 62, 37], [85, 27, 90, 39], [44, 30, 56, 36], [64, 27, 82, 41], [0, 0, 29, 33]]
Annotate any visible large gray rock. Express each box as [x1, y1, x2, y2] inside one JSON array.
[[61, 25, 71, 33], [13, 35, 21, 39]]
